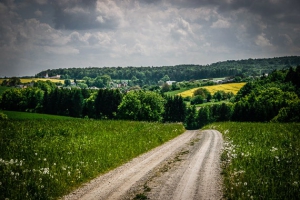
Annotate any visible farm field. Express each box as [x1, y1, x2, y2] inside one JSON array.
[[178, 82, 246, 97], [205, 122, 300, 199], [0, 118, 185, 200], [0, 78, 64, 84]]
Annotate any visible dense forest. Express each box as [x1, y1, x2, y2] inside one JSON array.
[[36, 56, 300, 86]]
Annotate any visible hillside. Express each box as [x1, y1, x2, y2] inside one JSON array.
[[36, 56, 300, 85]]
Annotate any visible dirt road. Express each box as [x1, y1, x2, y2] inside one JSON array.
[[63, 129, 223, 200]]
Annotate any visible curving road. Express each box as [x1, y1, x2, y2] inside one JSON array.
[[63, 130, 223, 200]]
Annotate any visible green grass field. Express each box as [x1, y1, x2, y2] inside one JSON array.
[[164, 88, 192, 96], [0, 118, 185, 200], [1, 111, 75, 120], [205, 122, 300, 199]]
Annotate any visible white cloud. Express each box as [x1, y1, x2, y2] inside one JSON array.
[[43, 46, 79, 55], [211, 19, 231, 28], [255, 33, 272, 47], [34, 9, 42, 17]]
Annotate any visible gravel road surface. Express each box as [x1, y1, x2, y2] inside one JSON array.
[[63, 129, 223, 200]]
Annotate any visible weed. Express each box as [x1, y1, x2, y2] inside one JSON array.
[[143, 184, 151, 192], [133, 193, 148, 200], [205, 122, 300, 199]]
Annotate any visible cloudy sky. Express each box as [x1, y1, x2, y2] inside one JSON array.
[[0, 0, 299, 77]]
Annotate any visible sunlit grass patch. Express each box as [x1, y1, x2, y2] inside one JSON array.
[[0, 119, 185, 200], [205, 122, 300, 199], [178, 82, 246, 97]]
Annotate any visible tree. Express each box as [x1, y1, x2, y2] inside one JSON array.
[[100, 75, 111, 87], [8, 77, 21, 86], [272, 100, 300, 122], [191, 95, 204, 105], [69, 89, 83, 117], [171, 82, 180, 91], [213, 90, 225, 101], [94, 76, 104, 88], [163, 95, 186, 122], [0, 88, 44, 112], [95, 89, 122, 119], [34, 80, 56, 93], [184, 105, 198, 130], [161, 83, 170, 92], [161, 75, 170, 82], [193, 88, 210, 99], [118, 91, 165, 121], [64, 79, 71, 86], [197, 106, 211, 127]]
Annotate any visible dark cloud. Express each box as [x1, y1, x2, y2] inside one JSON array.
[[52, 0, 122, 30], [0, 0, 300, 77], [139, 0, 162, 4]]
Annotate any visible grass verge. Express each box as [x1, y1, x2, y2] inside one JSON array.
[[0, 119, 185, 200], [205, 122, 300, 199]]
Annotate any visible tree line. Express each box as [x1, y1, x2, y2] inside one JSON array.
[[1, 65, 300, 128], [0, 83, 186, 123], [36, 56, 300, 86]]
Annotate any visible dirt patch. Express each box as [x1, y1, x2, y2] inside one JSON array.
[[62, 130, 223, 200]]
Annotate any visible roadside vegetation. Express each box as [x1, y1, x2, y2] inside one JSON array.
[[205, 122, 300, 199], [0, 118, 185, 200]]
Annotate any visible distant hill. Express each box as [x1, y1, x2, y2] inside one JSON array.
[[36, 56, 300, 85]]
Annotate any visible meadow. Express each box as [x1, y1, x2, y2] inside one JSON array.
[[0, 118, 185, 200], [2, 111, 76, 120], [178, 82, 246, 97], [205, 122, 300, 199]]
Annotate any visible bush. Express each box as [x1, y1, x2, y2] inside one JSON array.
[[191, 95, 204, 105], [0, 112, 8, 120]]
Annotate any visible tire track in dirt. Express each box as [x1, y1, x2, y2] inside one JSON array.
[[62, 130, 223, 200]]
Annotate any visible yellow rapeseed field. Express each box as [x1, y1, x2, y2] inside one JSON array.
[[0, 78, 64, 84], [178, 82, 246, 97]]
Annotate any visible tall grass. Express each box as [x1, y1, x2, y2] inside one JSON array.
[[0, 119, 185, 199], [205, 122, 300, 199]]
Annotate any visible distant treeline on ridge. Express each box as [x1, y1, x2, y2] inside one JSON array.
[[36, 56, 300, 84]]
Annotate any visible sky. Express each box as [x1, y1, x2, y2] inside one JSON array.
[[0, 0, 299, 77]]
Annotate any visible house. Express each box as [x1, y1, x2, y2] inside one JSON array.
[[166, 81, 176, 85]]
